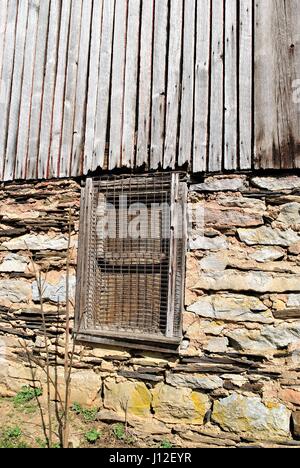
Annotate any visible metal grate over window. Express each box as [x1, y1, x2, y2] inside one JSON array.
[[75, 173, 187, 352]]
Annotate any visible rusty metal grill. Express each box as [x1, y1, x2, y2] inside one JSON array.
[[76, 173, 186, 350]]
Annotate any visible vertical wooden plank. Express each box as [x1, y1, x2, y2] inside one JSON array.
[[122, 0, 141, 168], [224, 0, 238, 170], [15, 0, 40, 180], [164, 0, 183, 169], [26, 0, 50, 180], [0, 0, 8, 176], [179, 181, 188, 335], [75, 184, 86, 328], [0, 0, 17, 179], [166, 173, 179, 338], [254, 0, 277, 168], [0, 0, 8, 81], [150, 0, 168, 169], [193, 0, 211, 173], [38, 0, 60, 179], [85, 177, 97, 329], [83, 0, 103, 173], [60, 0, 83, 178], [255, 0, 300, 169], [91, 0, 115, 172], [136, 0, 154, 167], [178, 0, 195, 168], [209, 0, 224, 172], [108, 0, 128, 170], [289, 0, 300, 168], [81, 178, 94, 326], [4, 0, 29, 181], [72, 0, 93, 176], [49, 0, 72, 178], [254, 0, 277, 169], [239, 0, 252, 169]]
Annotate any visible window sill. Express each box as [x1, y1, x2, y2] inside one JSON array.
[[76, 330, 181, 354]]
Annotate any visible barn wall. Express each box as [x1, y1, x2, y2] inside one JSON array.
[[2, 0, 298, 180], [1, 0, 299, 180], [255, 0, 300, 169], [1, 176, 300, 445]]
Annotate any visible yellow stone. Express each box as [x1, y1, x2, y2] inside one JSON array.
[[212, 394, 290, 437], [104, 379, 151, 418], [151, 383, 210, 425]]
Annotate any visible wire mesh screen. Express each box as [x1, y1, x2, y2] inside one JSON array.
[[77, 173, 186, 348]]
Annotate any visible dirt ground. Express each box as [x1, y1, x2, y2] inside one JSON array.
[[0, 393, 164, 449]]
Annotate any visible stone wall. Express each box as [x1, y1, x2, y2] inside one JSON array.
[[1, 175, 300, 447]]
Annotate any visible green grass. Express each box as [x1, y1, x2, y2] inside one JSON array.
[[12, 386, 42, 415], [113, 423, 126, 440], [85, 429, 102, 444], [160, 440, 173, 449], [13, 386, 43, 406], [112, 423, 135, 445], [5, 427, 22, 438], [0, 426, 29, 449], [36, 437, 48, 449], [72, 402, 98, 422]]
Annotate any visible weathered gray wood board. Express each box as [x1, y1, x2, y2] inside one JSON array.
[[255, 0, 300, 169], [0, 0, 298, 181]]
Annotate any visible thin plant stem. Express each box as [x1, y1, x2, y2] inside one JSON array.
[[26, 247, 53, 448], [62, 210, 72, 448]]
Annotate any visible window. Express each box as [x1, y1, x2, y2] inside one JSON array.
[[75, 173, 187, 353]]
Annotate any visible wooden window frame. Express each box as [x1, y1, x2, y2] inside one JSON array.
[[75, 173, 187, 353]]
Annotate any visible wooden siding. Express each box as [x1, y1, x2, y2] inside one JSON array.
[[0, 0, 298, 181], [255, 0, 300, 169]]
